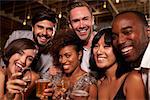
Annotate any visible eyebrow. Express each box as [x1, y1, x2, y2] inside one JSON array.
[[121, 26, 132, 30]]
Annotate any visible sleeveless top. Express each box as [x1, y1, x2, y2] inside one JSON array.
[[114, 76, 127, 100]]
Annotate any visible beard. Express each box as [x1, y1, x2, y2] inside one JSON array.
[[33, 33, 52, 54]]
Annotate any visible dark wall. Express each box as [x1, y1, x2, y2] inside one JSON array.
[[0, 16, 31, 49]]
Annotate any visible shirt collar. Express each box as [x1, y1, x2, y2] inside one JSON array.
[[140, 41, 150, 69]]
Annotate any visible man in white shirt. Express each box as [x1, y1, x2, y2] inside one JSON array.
[[112, 10, 150, 99], [66, 1, 96, 72]]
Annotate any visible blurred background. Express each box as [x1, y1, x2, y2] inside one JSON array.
[[0, 0, 150, 49]]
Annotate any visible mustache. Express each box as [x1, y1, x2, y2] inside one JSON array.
[[37, 34, 51, 39]]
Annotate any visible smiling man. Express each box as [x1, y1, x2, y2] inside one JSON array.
[[112, 10, 150, 99], [66, 0, 96, 72], [1, 8, 57, 73]]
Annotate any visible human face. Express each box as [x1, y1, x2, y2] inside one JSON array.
[[93, 35, 116, 69], [32, 20, 56, 46], [59, 45, 81, 74], [8, 49, 36, 74], [69, 7, 94, 41], [112, 13, 149, 62]]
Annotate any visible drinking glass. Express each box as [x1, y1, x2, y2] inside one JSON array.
[[54, 77, 70, 100], [15, 66, 32, 100], [36, 72, 52, 100], [71, 90, 89, 100]]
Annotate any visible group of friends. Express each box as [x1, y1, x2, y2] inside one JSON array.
[[0, 0, 149, 100]]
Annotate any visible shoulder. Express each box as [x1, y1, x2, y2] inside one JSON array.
[[125, 70, 143, 83], [0, 66, 6, 75], [124, 70, 144, 92]]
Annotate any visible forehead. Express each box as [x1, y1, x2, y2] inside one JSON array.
[[35, 20, 55, 26], [59, 45, 76, 54], [22, 49, 37, 55], [113, 13, 141, 25], [112, 13, 142, 29], [70, 6, 91, 19]]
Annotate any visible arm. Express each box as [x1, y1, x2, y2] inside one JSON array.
[[124, 70, 146, 100], [88, 83, 98, 100], [0, 67, 5, 99]]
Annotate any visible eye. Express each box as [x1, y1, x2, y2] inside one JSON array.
[[104, 44, 111, 48], [37, 25, 44, 30], [65, 54, 71, 58], [94, 44, 99, 48], [112, 32, 118, 40], [17, 50, 24, 56], [47, 27, 53, 32], [27, 57, 34, 62], [72, 19, 79, 23], [122, 29, 132, 35]]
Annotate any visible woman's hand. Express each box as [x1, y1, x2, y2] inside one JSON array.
[[6, 72, 27, 94], [40, 82, 54, 99]]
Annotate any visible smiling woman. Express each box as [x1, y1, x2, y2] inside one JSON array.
[[0, 38, 39, 100]]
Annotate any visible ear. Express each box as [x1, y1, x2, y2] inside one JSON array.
[[147, 27, 150, 38], [78, 50, 83, 60], [69, 24, 72, 29], [68, 21, 72, 29], [92, 15, 94, 25], [32, 26, 34, 32]]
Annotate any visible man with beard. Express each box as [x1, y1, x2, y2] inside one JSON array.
[[66, 0, 96, 72], [1, 8, 57, 73], [112, 10, 150, 99]]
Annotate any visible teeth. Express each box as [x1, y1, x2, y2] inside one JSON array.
[[97, 57, 105, 61], [79, 30, 86, 32], [121, 47, 133, 54], [15, 63, 23, 69], [63, 65, 69, 69]]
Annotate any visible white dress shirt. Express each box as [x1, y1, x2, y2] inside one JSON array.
[[140, 41, 150, 99]]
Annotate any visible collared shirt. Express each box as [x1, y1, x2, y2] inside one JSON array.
[[1, 30, 53, 73], [140, 41, 150, 99], [81, 48, 91, 72]]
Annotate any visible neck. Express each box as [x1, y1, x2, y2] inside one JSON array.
[[83, 31, 95, 49], [67, 66, 85, 78], [105, 63, 118, 82]]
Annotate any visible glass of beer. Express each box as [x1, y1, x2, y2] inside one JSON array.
[[36, 73, 52, 99], [71, 90, 89, 100]]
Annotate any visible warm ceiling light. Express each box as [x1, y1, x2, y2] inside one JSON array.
[[103, 1, 107, 8], [27, 15, 30, 19], [116, 0, 120, 3], [23, 20, 26, 25], [58, 12, 62, 18]]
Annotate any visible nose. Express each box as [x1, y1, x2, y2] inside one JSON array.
[[118, 33, 126, 44], [60, 57, 67, 64], [42, 28, 47, 35], [79, 20, 84, 28], [97, 46, 104, 55], [19, 56, 26, 65]]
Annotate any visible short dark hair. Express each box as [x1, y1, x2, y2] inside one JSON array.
[[90, 28, 131, 79], [66, 0, 92, 20], [114, 10, 148, 26], [3, 38, 37, 66], [32, 8, 57, 26], [50, 29, 83, 66]]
